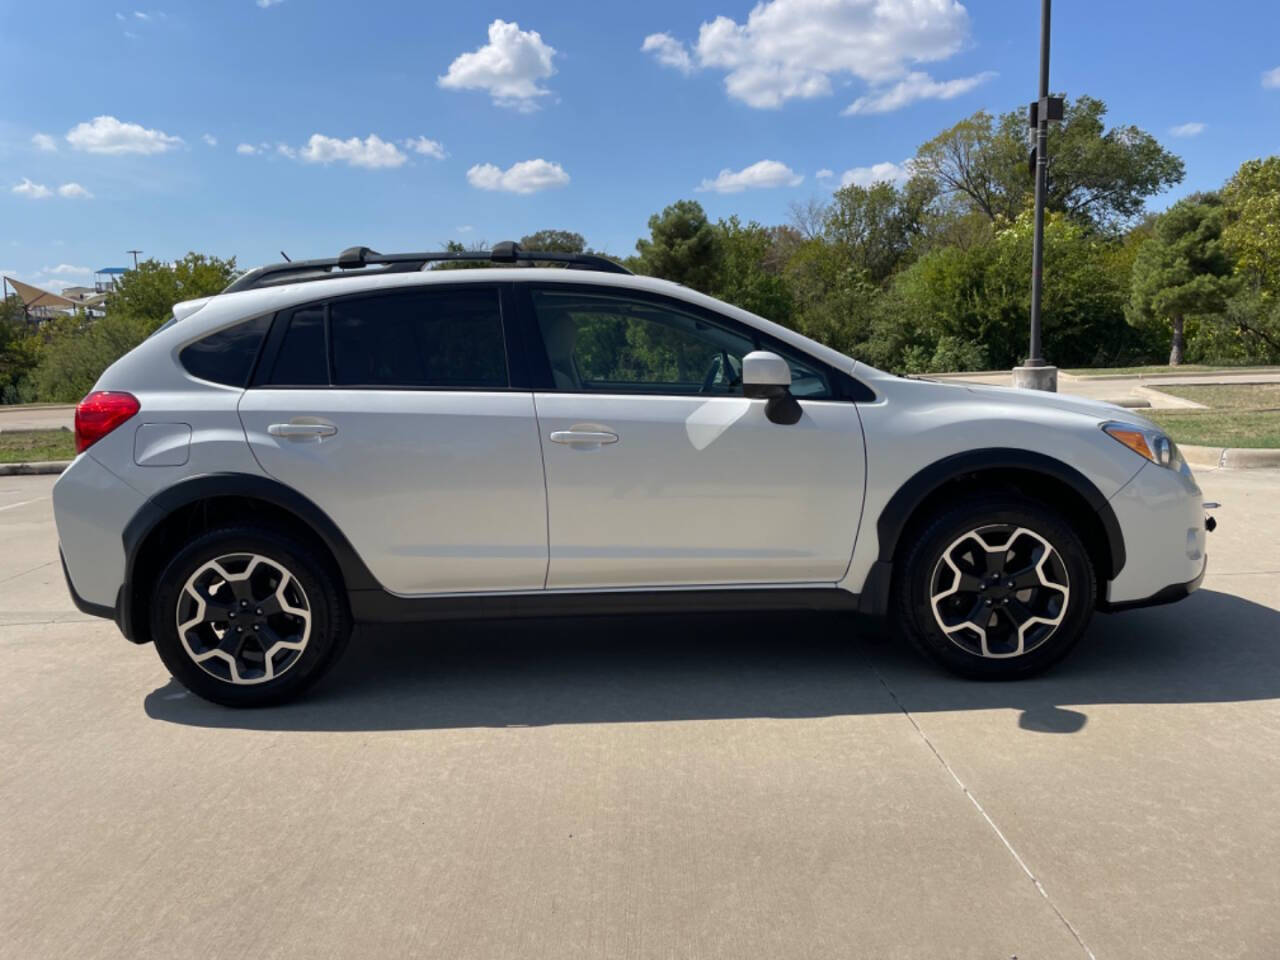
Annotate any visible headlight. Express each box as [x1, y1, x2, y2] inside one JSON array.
[[1102, 421, 1183, 470]]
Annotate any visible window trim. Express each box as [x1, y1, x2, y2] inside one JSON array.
[[516, 282, 874, 402], [247, 281, 522, 392]]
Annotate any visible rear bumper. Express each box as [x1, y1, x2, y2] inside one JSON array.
[[1098, 554, 1206, 613], [59, 548, 118, 621], [53, 453, 146, 632]]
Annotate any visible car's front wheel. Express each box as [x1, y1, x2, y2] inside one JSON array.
[[150, 526, 351, 706], [895, 495, 1097, 679]]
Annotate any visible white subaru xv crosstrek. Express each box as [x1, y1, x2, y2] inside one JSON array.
[[53, 243, 1212, 707]]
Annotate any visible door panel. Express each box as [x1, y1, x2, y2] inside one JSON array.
[[534, 392, 865, 588], [240, 390, 547, 594]]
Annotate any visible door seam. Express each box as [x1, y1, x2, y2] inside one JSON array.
[[531, 392, 552, 589]]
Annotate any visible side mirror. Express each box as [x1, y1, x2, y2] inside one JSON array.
[[742, 351, 802, 425]]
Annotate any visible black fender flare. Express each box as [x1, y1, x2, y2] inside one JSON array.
[[119, 472, 381, 641], [857, 448, 1126, 617]]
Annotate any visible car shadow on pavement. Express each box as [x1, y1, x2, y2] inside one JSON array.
[[145, 588, 1280, 733]]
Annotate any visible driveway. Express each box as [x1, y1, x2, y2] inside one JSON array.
[[1, 469, 1277, 959]]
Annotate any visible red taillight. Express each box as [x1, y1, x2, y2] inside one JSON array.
[[75, 391, 140, 453]]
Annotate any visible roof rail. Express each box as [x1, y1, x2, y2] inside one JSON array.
[[222, 241, 631, 293]]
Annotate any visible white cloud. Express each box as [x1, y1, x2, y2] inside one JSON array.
[[57, 183, 93, 199], [652, 0, 973, 109], [31, 133, 58, 152], [299, 134, 406, 169], [466, 159, 570, 194], [43, 263, 92, 276], [839, 159, 913, 187], [641, 33, 695, 75], [457, 225, 474, 233], [115, 11, 125, 20], [134, 10, 150, 19], [404, 136, 447, 159], [438, 19, 557, 111], [12, 178, 52, 199], [1262, 67, 1280, 89], [1170, 122, 1206, 138], [697, 159, 804, 193], [816, 168, 835, 180], [201, 133, 217, 146], [66, 115, 182, 155], [236, 142, 260, 155], [843, 69, 995, 115], [258, 0, 285, 6]]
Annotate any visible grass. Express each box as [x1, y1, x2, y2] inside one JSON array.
[[1144, 383, 1280, 448], [1064, 363, 1280, 378], [0, 428, 76, 463]]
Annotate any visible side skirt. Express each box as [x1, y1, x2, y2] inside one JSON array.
[[350, 586, 863, 624]]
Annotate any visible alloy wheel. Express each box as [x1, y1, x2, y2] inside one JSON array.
[[175, 553, 311, 685], [928, 524, 1070, 659]]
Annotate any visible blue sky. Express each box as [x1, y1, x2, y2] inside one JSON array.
[[3, 0, 1278, 291]]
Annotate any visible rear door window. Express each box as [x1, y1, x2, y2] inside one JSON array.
[[330, 288, 508, 388]]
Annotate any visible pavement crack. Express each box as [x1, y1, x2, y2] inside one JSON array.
[[0, 560, 55, 586], [874, 668, 1097, 960]]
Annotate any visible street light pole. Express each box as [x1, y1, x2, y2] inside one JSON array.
[[1013, 0, 1060, 392], [127, 249, 142, 269]]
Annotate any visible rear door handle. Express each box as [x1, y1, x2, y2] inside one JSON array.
[[549, 430, 618, 446], [268, 422, 337, 440]]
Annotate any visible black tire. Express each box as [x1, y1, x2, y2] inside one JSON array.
[[150, 526, 351, 707], [893, 494, 1096, 679]]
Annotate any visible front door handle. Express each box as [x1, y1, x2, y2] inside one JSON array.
[[268, 422, 337, 440], [549, 429, 619, 446]]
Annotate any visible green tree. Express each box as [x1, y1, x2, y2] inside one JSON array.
[[0, 296, 41, 403], [914, 95, 1184, 232], [712, 216, 793, 322], [783, 237, 885, 362], [634, 200, 723, 293], [108, 252, 239, 326], [33, 313, 155, 402], [1222, 157, 1280, 321], [1127, 195, 1236, 365], [824, 179, 933, 284], [519, 229, 586, 253], [888, 211, 1133, 371]]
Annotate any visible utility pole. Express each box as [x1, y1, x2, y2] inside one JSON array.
[[1013, 0, 1063, 392], [126, 249, 142, 269]]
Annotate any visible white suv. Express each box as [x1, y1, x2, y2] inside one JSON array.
[[53, 243, 1211, 706]]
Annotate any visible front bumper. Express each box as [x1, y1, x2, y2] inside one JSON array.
[[1098, 554, 1206, 613], [1103, 461, 1208, 607]]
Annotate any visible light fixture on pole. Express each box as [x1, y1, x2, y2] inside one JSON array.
[[1013, 0, 1064, 393]]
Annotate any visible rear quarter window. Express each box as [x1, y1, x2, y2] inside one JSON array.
[[179, 314, 271, 387]]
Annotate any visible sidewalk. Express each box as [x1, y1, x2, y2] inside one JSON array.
[[926, 368, 1280, 410], [0, 404, 75, 432]]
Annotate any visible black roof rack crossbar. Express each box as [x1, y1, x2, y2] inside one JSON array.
[[223, 242, 630, 293]]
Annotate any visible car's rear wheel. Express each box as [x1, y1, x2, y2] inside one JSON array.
[[151, 526, 350, 706], [894, 495, 1096, 679]]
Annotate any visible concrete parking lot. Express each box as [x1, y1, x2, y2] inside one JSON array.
[[2, 469, 1278, 959]]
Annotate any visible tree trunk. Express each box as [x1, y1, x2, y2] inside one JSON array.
[[1169, 314, 1185, 366]]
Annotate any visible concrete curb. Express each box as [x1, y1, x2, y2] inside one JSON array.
[[0, 460, 70, 476], [1180, 445, 1280, 470]]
